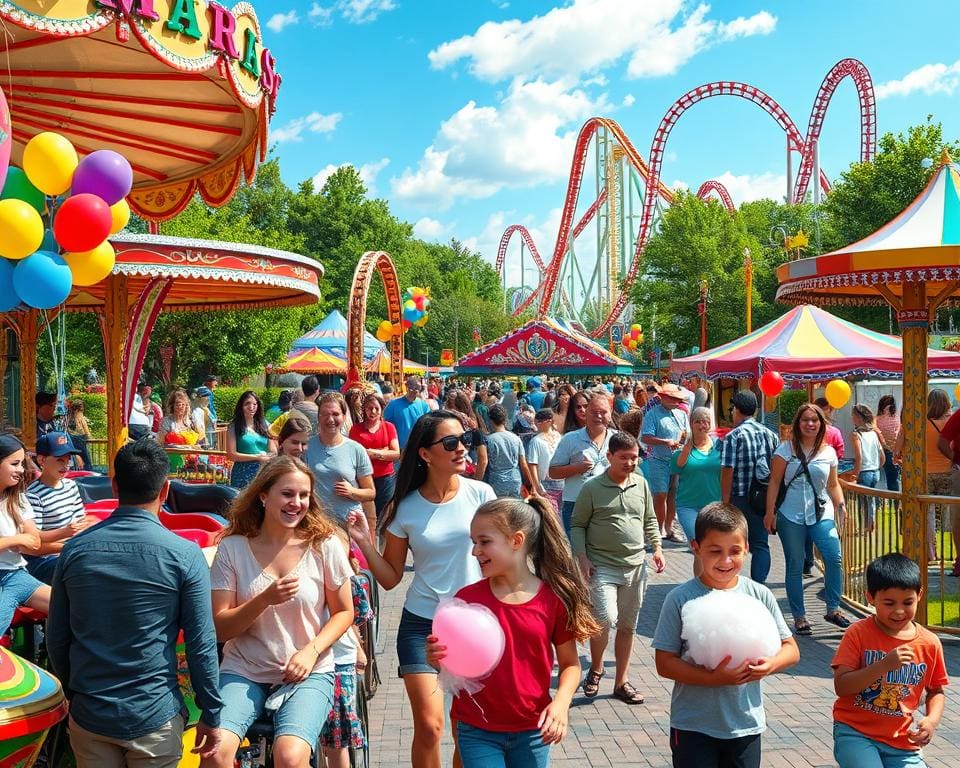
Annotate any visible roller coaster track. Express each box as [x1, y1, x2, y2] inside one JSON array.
[[501, 59, 875, 338]]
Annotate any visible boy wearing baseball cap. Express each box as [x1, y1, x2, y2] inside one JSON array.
[[25, 433, 95, 584]]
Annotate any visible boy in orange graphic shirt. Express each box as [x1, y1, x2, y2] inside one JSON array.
[[832, 553, 948, 767]]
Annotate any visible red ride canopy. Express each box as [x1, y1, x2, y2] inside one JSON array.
[[671, 304, 960, 381]]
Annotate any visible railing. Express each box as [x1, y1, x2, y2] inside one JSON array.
[[86, 439, 109, 473], [839, 480, 959, 634]]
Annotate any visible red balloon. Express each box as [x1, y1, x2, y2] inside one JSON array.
[[401, 318, 412, 330], [413, 294, 427, 311], [759, 371, 785, 397], [53, 193, 112, 253]]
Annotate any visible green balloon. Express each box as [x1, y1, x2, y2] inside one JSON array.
[[1, 167, 45, 213]]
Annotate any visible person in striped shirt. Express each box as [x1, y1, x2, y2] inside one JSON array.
[[25, 432, 95, 584]]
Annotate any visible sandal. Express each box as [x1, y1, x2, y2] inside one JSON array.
[[825, 611, 851, 629], [794, 618, 813, 636], [613, 682, 645, 705], [582, 669, 604, 698]]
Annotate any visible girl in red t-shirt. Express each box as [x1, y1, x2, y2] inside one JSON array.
[[427, 496, 600, 765]]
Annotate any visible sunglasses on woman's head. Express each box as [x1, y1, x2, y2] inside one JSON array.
[[427, 432, 474, 451]]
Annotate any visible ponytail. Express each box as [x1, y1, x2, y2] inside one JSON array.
[[474, 497, 600, 641]]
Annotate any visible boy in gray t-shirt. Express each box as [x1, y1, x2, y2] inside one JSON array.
[[653, 502, 799, 768]]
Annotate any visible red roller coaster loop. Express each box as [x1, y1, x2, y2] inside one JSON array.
[[502, 59, 875, 339], [695, 180, 735, 212]]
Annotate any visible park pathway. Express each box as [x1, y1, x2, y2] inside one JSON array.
[[365, 536, 960, 767]]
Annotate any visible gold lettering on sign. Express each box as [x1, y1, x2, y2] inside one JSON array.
[[168, 250, 224, 265]]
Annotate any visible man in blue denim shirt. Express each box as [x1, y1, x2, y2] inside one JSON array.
[[48, 439, 223, 767]]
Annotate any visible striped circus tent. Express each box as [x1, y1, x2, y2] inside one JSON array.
[[366, 348, 427, 375], [275, 347, 347, 374], [290, 309, 384, 360], [671, 304, 960, 381]]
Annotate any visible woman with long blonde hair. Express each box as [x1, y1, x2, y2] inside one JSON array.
[[203, 456, 354, 768]]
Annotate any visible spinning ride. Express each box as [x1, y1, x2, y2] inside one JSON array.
[[500, 59, 876, 337]]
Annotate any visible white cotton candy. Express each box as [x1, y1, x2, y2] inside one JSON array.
[[680, 590, 782, 670]]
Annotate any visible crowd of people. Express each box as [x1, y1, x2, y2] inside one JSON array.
[[0, 372, 953, 768]]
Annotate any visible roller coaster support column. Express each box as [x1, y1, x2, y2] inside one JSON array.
[[786, 137, 793, 204], [813, 140, 821, 206]]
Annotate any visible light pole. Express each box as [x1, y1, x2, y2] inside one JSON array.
[[698, 278, 709, 352], [744, 247, 753, 334]]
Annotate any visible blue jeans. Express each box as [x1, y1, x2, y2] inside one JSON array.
[[859, 469, 880, 526], [834, 722, 926, 767], [776, 513, 843, 618], [561, 501, 575, 539], [731, 495, 770, 584], [882, 448, 901, 493], [373, 473, 395, 520], [675, 506, 698, 544], [25, 554, 59, 585], [457, 722, 550, 768]]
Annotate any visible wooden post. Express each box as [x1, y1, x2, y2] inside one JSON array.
[[17, 311, 43, 449], [101, 275, 129, 471], [0, 327, 7, 427], [897, 282, 928, 622]]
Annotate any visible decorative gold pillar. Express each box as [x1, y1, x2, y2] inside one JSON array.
[[17, 311, 43, 449], [101, 275, 129, 470], [897, 282, 928, 622]]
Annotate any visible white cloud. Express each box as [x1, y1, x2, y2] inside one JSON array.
[[266, 9, 299, 33], [391, 78, 610, 209], [876, 61, 960, 99], [462, 207, 562, 291], [428, 1, 775, 83], [308, 3, 334, 25], [622, 94, 635, 107], [705, 171, 787, 205], [271, 111, 342, 142], [312, 158, 391, 196], [413, 217, 449, 240]]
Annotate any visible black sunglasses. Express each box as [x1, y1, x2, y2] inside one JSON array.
[[427, 432, 474, 451]]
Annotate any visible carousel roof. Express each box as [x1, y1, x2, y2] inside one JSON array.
[[778, 153, 960, 305], [61, 234, 323, 311], [0, 0, 281, 222], [456, 317, 633, 375], [671, 304, 960, 380]]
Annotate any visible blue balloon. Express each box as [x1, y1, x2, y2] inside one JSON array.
[[41, 228, 59, 254], [0, 258, 21, 312], [403, 306, 419, 322], [12, 250, 72, 309]]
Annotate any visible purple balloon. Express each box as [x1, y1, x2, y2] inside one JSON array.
[[71, 150, 133, 205]]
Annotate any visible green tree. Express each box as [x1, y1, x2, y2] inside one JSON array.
[[631, 192, 763, 354]]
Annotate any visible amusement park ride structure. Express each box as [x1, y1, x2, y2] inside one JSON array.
[[498, 58, 877, 339]]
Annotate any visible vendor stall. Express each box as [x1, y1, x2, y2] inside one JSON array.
[[455, 317, 633, 376]]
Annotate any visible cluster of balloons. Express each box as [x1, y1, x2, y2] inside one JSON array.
[[432, 598, 505, 696], [401, 286, 430, 330], [622, 323, 644, 352], [0, 131, 132, 311]]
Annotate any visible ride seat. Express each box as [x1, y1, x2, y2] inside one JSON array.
[[159, 510, 224, 533], [74, 474, 116, 503], [166, 481, 237, 520], [172, 529, 217, 547]]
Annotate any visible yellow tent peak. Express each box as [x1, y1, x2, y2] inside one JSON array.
[[940, 147, 953, 165]]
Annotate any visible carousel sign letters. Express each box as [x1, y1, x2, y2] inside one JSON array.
[[93, 0, 280, 99]]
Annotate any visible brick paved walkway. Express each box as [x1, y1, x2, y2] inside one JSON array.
[[365, 538, 960, 767]]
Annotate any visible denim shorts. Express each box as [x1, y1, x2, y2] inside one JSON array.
[[833, 721, 926, 767], [396, 608, 436, 677], [218, 671, 335, 748], [0, 567, 46, 634], [457, 722, 550, 767], [645, 458, 672, 495]]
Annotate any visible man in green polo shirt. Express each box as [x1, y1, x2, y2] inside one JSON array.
[[572, 431, 665, 706]]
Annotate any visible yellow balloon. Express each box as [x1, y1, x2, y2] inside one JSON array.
[[824, 379, 851, 409], [63, 241, 116, 286], [23, 132, 78, 195], [410, 287, 425, 297], [179, 727, 201, 768], [0, 199, 44, 259], [110, 198, 131, 234]]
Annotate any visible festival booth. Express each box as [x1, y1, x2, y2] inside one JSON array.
[[0, 0, 327, 466], [455, 317, 633, 376], [366, 347, 427, 376]]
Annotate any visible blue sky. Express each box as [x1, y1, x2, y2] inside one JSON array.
[[254, 0, 960, 289]]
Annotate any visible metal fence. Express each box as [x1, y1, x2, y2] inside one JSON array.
[[839, 480, 959, 635]]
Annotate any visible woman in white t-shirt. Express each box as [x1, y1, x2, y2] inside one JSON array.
[[205, 456, 354, 768], [347, 410, 496, 768], [0, 435, 48, 634]]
